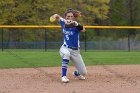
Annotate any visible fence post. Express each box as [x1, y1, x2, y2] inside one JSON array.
[[128, 34, 130, 52], [1, 28, 4, 51], [84, 31, 87, 52], [128, 30, 131, 52], [44, 29, 47, 51]]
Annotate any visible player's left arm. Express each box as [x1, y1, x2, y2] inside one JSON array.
[[64, 20, 86, 32], [74, 21, 86, 32], [79, 24, 86, 32]]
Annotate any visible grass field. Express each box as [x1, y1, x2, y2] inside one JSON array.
[[0, 51, 140, 69]]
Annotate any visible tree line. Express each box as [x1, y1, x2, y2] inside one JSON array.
[[0, 0, 140, 42]]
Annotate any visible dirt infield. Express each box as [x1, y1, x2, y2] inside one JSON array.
[[0, 65, 140, 93]]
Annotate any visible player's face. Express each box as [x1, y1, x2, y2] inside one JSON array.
[[65, 13, 74, 20]]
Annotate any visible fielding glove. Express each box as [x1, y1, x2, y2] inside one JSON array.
[[64, 20, 78, 28]]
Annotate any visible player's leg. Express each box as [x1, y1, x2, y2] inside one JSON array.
[[59, 46, 71, 82], [70, 51, 87, 79]]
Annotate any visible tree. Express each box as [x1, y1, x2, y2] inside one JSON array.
[[107, 0, 140, 39]]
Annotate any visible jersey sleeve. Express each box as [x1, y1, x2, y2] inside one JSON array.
[[60, 18, 65, 28], [75, 28, 81, 33]]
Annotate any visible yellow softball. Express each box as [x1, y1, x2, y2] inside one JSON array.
[[50, 16, 55, 22]]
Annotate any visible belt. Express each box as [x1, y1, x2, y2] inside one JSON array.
[[63, 44, 78, 50]]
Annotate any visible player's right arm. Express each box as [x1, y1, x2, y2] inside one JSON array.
[[50, 14, 66, 28], [50, 14, 62, 22]]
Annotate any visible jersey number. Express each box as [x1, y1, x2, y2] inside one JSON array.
[[66, 35, 69, 40]]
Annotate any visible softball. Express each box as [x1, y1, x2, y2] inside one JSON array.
[[50, 16, 55, 22]]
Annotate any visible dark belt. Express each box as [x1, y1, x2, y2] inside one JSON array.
[[63, 44, 78, 50]]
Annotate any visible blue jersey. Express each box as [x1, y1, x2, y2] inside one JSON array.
[[60, 18, 80, 48]]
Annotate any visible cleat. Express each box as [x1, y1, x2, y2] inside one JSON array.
[[61, 76, 70, 83], [77, 75, 86, 80], [73, 71, 86, 80]]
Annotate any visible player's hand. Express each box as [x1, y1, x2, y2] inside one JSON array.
[[50, 14, 61, 22], [50, 16, 56, 22]]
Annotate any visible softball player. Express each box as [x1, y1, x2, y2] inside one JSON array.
[[50, 8, 87, 83]]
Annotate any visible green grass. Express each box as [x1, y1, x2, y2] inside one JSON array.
[[81, 51, 140, 65], [0, 51, 140, 69]]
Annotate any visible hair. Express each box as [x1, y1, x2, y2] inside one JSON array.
[[64, 8, 81, 18]]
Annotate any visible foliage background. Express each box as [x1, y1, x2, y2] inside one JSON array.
[[0, 0, 140, 42]]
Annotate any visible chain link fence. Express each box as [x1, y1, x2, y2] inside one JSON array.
[[0, 28, 140, 51]]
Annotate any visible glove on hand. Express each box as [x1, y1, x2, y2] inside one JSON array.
[[64, 20, 78, 28]]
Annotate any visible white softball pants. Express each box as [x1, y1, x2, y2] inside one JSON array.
[[59, 45, 87, 75]]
